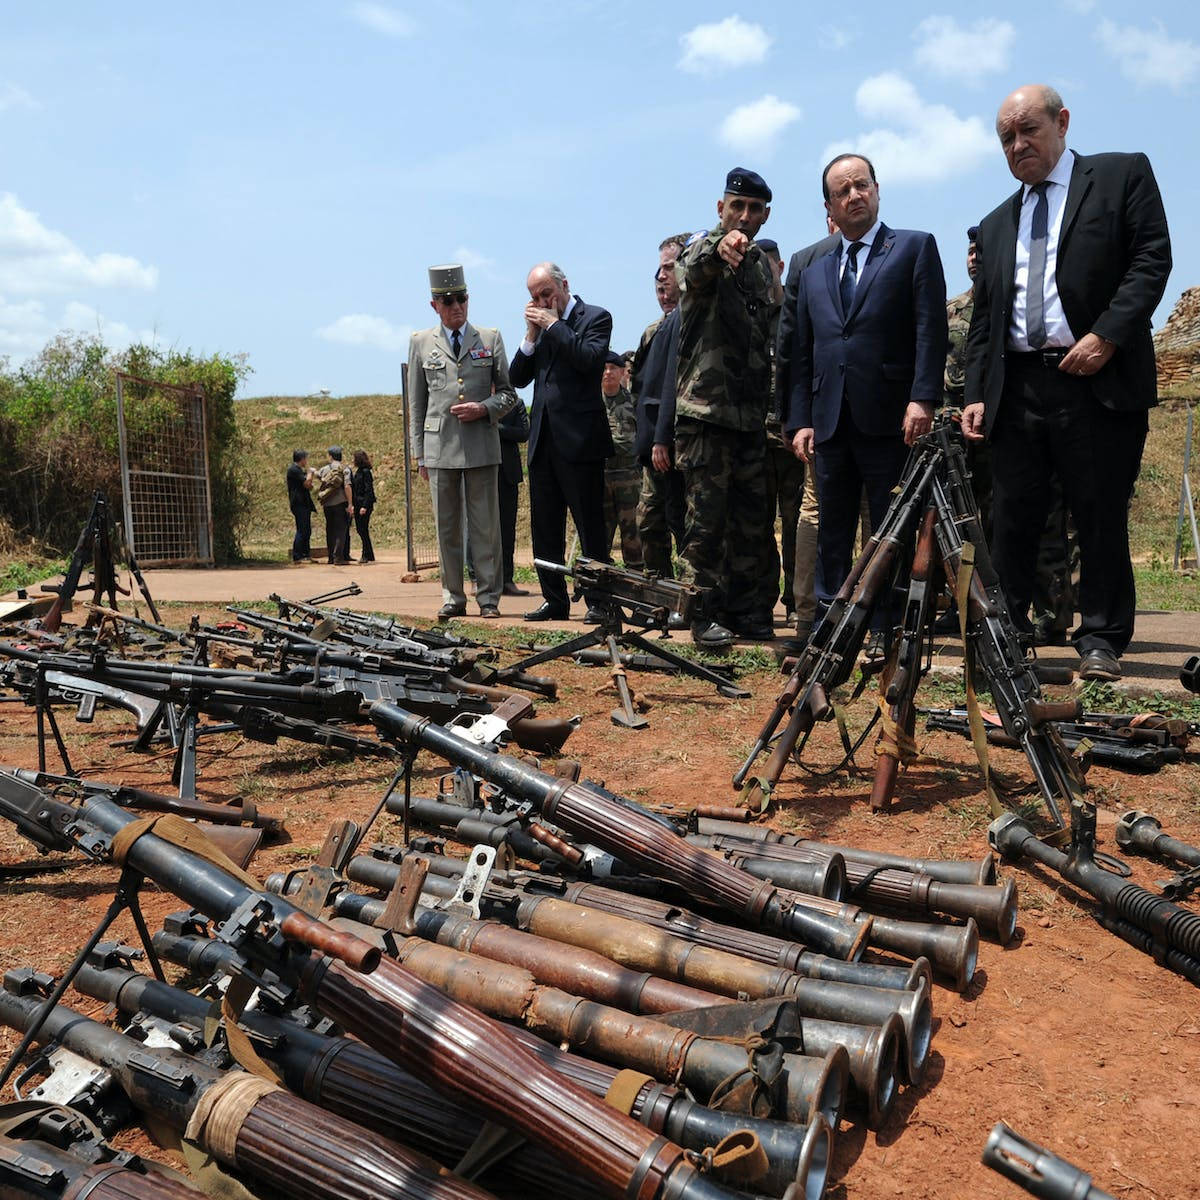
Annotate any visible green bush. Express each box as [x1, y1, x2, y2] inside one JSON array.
[[0, 334, 252, 563]]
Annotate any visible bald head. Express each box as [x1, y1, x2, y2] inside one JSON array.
[[996, 84, 1069, 186], [526, 261, 571, 315]]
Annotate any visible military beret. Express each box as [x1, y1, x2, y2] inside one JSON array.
[[756, 238, 780, 255], [428, 263, 466, 295], [725, 168, 772, 203], [967, 225, 979, 243], [604, 350, 624, 367]]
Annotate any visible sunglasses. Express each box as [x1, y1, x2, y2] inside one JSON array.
[[437, 292, 468, 306]]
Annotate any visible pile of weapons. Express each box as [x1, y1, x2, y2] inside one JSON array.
[[0, 694, 1025, 1200]]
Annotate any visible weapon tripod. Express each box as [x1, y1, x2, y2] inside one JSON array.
[[734, 419, 1085, 828], [500, 561, 749, 729]]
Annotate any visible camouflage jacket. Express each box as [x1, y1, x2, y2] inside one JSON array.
[[944, 287, 974, 406], [675, 231, 774, 431], [602, 385, 639, 468]]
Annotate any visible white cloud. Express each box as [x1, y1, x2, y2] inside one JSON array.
[[718, 94, 801, 157], [60, 301, 158, 350], [1096, 19, 1200, 91], [0, 295, 157, 357], [350, 3, 413, 37], [913, 17, 1016, 82], [818, 25, 857, 51], [822, 73, 993, 185], [0, 83, 36, 113], [0, 193, 158, 294], [316, 313, 411, 353], [678, 16, 770, 74], [451, 246, 495, 273]]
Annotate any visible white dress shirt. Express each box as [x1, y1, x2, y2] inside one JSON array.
[[839, 221, 882, 287], [520, 295, 577, 356], [1007, 149, 1077, 351]]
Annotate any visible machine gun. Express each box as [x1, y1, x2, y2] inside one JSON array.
[[0, 771, 783, 1200], [498, 559, 748, 730], [734, 419, 1085, 826], [982, 1122, 1115, 1200]]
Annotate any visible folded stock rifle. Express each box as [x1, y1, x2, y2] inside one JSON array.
[[733, 418, 1086, 828]]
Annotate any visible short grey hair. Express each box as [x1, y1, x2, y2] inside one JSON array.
[[530, 261, 567, 286], [1039, 85, 1065, 120]]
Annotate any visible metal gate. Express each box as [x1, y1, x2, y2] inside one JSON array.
[[116, 372, 214, 567], [400, 363, 439, 572]]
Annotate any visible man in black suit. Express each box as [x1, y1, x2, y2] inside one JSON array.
[[963, 84, 1171, 681], [784, 154, 947, 619], [509, 262, 614, 619]]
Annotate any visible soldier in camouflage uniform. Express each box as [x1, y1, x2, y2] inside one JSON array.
[[758, 239, 804, 621], [601, 350, 644, 570], [675, 168, 776, 647]]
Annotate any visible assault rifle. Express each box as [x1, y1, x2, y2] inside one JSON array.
[[499, 559, 748, 729], [0, 771, 781, 1200]]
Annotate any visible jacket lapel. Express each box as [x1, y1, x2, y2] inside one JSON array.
[[459, 322, 481, 360], [1058, 151, 1092, 255], [993, 189, 1022, 314], [823, 250, 843, 318], [847, 225, 893, 322]]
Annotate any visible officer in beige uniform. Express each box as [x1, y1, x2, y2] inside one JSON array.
[[408, 264, 518, 619]]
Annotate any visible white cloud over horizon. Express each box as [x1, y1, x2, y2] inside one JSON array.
[[1096, 19, 1200, 91], [678, 16, 770, 74], [0, 193, 158, 294], [822, 73, 993, 185], [451, 246, 495, 273], [316, 312, 412, 353], [913, 16, 1015, 82], [349, 3, 414, 37], [0, 294, 158, 358], [0, 82, 36, 113], [718, 94, 801, 157]]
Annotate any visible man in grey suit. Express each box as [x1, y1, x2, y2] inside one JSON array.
[[408, 264, 518, 619]]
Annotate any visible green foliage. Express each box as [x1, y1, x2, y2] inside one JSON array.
[[1077, 680, 1200, 723], [0, 334, 252, 563], [0, 557, 67, 593]]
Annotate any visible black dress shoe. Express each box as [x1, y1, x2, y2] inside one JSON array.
[[437, 601, 467, 620], [582, 608, 605, 625], [524, 602, 569, 622], [728, 616, 775, 641], [502, 581, 530, 596], [1079, 647, 1121, 682]]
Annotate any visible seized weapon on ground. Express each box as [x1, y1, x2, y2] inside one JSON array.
[[0, 1103, 206, 1200], [0, 974, 500, 1200], [0, 772, 803, 1200], [37, 493, 125, 636], [76, 950, 833, 1199], [497, 559, 749, 728], [982, 1122, 1116, 1200], [923, 708, 1183, 773], [1116, 809, 1200, 900], [369, 700, 870, 960], [990, 800, 1200, 985], [733, 419, 1086, 826], [1182, 653, 1199, 694]]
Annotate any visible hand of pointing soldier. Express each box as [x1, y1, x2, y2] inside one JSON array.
[[718, 230, 750, 268]]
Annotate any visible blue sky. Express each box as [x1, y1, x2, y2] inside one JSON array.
[[1, 2, 1196, 399]]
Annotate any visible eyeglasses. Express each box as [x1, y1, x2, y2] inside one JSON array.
[[437, 292, 468, 306]]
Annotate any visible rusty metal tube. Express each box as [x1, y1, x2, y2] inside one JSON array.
[[686, 835, 847, 900], [382, 933, 848, 1129], [369, 701, 870, 960], [799, 1015, 903, 1131]]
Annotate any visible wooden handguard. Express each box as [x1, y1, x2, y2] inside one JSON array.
[[279, 911, 380, 973]]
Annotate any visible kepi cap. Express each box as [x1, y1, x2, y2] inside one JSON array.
[[725, 168, 771, 203], [428, 264, 467, 295]]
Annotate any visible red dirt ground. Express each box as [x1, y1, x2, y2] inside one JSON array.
[[1, 612, 1197, 1199]]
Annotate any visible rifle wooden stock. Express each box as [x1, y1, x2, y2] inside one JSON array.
[[369, 702, 870, 961]]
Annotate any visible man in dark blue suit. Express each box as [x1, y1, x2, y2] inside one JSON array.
[[509, 261, 614, 619], [784, 153, 948, 617]]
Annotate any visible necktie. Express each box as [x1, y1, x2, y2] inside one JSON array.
[[840, 241, 864, 316], [451, 329, 461, 358], [1026, 182, 1050, 349]]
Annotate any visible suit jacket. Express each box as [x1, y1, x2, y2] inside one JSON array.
[[509, 295, 614, 464], [785, 225, 948, 443], [965, 151, 1172, 434], [407, 321, 517, 469], [498, 402, 530, 486], [776, 233, 842, 418]]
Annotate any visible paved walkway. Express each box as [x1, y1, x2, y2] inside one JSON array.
[[7, 551, 1199, 697]]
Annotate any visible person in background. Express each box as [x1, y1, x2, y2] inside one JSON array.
[[316, 445, 353, 565], [287, 449, 315, 564], [498, 402, 531, 595], [600, 349, 644, 574], [351, 449, 376, 565]]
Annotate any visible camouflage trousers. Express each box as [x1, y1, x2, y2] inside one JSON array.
[[637, 465, 686, 577], [604, 463, 644, 570], [764, 439, 805, 613], [674, 417, 773, 619]]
